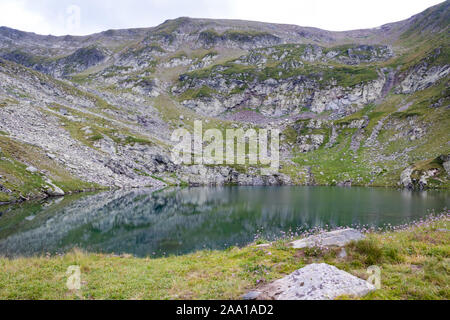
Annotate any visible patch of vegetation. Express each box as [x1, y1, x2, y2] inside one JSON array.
[[223, 30, 279, 43], [148, 43, 165, 53], [45, 104, 159, 150], [321, 65, 379, 88], [1, 50, 48, 68], [88, 134, 103, 142], [180, 62, 257, 85], [0, 216, 448, 300], [169, 51, 188, 61], [399, 1, 449, 42], [178, 86, 217, 100], [124, 136, 154, 146], [192, 50, 218, 61], [228, 84, 248, 95], [70, 73, 92, 84], [259, 62, 379, 88], [390, 30, 449, 73], [198, 29, 221, 45], [0, 98, 19, 108], [198, 29, 279, 45], [282, 126, 298, 145]]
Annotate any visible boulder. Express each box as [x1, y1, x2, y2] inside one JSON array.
[[43, 179, 65, 196], [253, 263, 375, 300], [290, 228, 365, 249], [44, 185, 65, 197], [26, 166, 39, 173]]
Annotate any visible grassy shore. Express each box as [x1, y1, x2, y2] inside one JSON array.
[[0, 215, 448, 300]]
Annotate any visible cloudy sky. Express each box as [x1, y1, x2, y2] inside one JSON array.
[[0, 0, 445, 36]]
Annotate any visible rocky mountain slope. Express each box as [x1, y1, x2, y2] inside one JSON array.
[[0, 1, 449, 203]]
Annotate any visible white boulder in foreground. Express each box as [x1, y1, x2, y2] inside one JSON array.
[[290, 228, 365, 249], [247, 263, 375, 300]]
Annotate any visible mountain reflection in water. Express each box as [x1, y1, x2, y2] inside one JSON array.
[[0, 186, 448, 257]]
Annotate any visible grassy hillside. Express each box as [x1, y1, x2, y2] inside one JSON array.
[[0, 136, 101, 203]]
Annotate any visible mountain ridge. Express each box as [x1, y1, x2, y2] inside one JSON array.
[[0, 0, 448, 49]]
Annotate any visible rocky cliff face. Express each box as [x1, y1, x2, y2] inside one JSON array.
[[0, 1, 449, 203], [172, 44, 392, 117]]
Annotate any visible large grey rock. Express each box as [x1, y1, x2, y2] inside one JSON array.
[[43, 179, 65, 196], [399, 63, 450, 94], [400, 166, 414, 189], [290, 228, 365, 249], [257, 263, 375, 300], [26, 166, 39, 173]]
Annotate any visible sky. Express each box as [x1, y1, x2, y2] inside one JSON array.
[[0, 0, 445, 36]]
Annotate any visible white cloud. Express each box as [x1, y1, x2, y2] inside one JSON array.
[[0, 0, 50, 34], [227, 0, 445, 31]]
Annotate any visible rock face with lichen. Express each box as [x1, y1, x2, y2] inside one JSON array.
[[290, 228, 366, 249], [400, 155, 450, 190], [250, 263, 375, 300], [171, 45, 392, 118]]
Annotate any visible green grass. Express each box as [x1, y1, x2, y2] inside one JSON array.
[[259, 62, 379, 87], [282, 126, 298, 145], [182, 62, 257, 83], [178, 86, 217, 100], [0, 97, 19, 108], [44, 104, 159, 149], [198, 29, 221, 44], [290, 124, 373, 186], [197, 29, 278, 45], [224, 30, 278, 42], [152, 93, 237, 136], [168, 51, 188, 61], [0, 217, 448, 300], [124, 136, 154, 146]]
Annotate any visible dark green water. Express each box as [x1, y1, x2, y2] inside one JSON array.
[[0, 186, 448, 258]]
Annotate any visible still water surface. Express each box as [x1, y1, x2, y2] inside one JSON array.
[[0, 186, 448, 257]]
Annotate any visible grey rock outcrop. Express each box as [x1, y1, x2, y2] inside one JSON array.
[[43, 179, 65, 196], [175, 57, 388, 118], [400, 166, 415, 189], [399, 63, 449, 94], [290, 228, 365, 249], [178, 164, 292, 186], [255, 263, 375, 300]]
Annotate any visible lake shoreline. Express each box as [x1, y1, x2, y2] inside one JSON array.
[[1, 213, 448, 300], [2, 180, 449, 206], [1, 185, 448, 258]]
